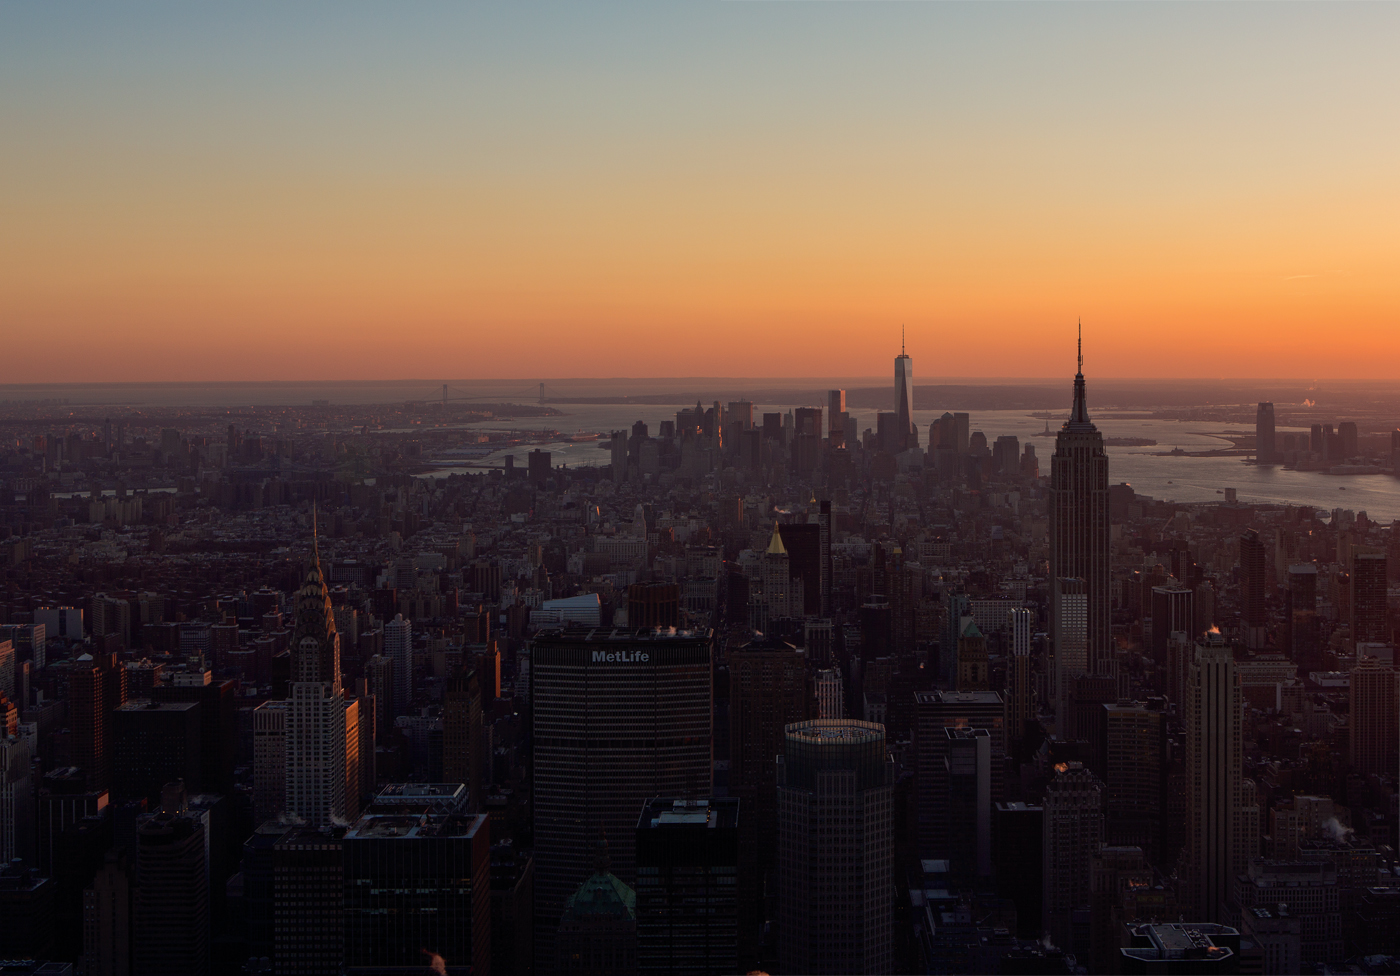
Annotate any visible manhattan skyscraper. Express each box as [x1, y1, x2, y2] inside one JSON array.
[[895, 330, 914, 452], [1183, 634, 1258, 922], [1050, 326, 1112, 706], [286, 515, 348, 826]]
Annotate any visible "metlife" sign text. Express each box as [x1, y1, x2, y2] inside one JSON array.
[[592, 649, 650, 663]]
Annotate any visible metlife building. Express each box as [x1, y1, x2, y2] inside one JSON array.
[[531, 627, 713, 962]]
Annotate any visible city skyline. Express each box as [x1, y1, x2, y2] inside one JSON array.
[[3, 326, 1399, 972], [4, 4, 1399, 382], [4, 5, 1400, 973]]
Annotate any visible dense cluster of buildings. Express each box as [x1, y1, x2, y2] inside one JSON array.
[[0, 352, 1399, 974]]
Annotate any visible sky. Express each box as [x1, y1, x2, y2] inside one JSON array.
[[2, 3, 1398, 383]]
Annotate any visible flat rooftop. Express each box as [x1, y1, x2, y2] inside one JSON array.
[[535, 627, 711, 642], [915, 690, 1003, 705], [638, 797, 740, 831], [116, 699, 198, 713], [345, 811, 486, 842]]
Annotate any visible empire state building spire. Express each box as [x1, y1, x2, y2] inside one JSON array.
[[1068, 318, 1091, 427]]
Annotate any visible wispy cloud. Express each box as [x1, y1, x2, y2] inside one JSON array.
[[1279, 270, 1348, 280]]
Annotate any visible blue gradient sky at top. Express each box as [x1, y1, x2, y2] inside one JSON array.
[[2, 3, 1397, 380]]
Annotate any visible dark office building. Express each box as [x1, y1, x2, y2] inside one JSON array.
[[133, 812, 210, 976], [1288, 564, 1318, 611], [1288, 563, 1322, 668], [1351, 548, 1389, 643], [777, 720, 893, 975], [739, 428, 762, 470], [943, 727, 994, 883], [1070, 673, 1118, 776], [528, 449, 551, 485], [762, 413, 783, 441], [441, 667, 483, 811], [273, 827, 344, 976], [112, 700, 202, 804], [531, 630, 711, 963], [1239, 529, 1267, 648], [915, 690, 1006, 859], [876, 412, 901, 455], [0, 860, 55, 959], [83, 850, 132, 976], [1103, 701, 1164, 862], [727, 635, 806, 889], [1149, 583, 1195, 663], [1338, 421, 1358, 459], [492, 842, 534, 976], [827, 390, 846, 447], [36, 766, 107, 876], [241, 820, 291, 966], [993, 802, 1044, 940], [50, 810, 113, 965], [152, 673, 238, 793], [61, 652, 125, 794], [777, 522, 822, 616], [627, 582, 680, 630], [792, 432, 821, 474], [343, 803, 491, 975], [635, 797, 742, 976]]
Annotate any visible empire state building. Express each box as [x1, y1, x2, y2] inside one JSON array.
[[1049, 327, 1111, 716]]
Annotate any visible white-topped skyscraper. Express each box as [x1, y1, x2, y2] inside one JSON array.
[[777, 720, 893, 974], [895, 329, 914, 453], [1050, 325, 1112, 702], [286, 517, 348, 826]]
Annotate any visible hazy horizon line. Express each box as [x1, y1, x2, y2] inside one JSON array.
[[2, 376, 1395, 389]]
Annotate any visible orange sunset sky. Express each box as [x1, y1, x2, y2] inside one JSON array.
[[2, 4, 1398, 383]]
